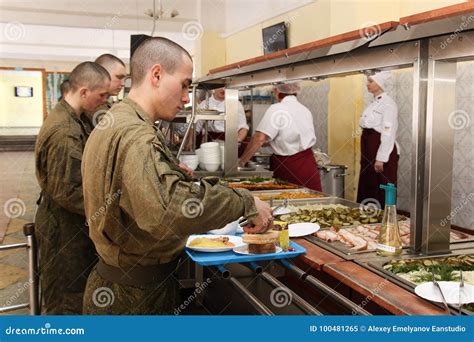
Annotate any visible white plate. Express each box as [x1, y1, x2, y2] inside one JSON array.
[[186, 235, 244, 253], [233, 244, 282, 255], [415, 281, 474, 305], [288, 222, 320, 237]]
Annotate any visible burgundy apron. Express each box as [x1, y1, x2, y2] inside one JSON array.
[[270, 148, 322, 191], [357, 128, 398, 206]]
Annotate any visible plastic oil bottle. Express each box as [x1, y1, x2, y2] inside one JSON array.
[[376, 183, 402, 256]]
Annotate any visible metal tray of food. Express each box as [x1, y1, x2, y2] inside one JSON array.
[[251, 188, 331, 202], [303, 221, 473, 257], [221, 177, 301, 191], [364, 253, 474, 315], [279, 198, 387, 229], [282, 197, 361, 208]]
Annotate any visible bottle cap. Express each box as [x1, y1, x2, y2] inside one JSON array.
[[380, 183, 397, 206]]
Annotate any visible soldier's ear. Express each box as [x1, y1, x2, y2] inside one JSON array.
[[79, 87, 88, 98], [150, 64, 163, 87]]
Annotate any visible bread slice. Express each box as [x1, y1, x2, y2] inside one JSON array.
[[242, 230, 279, 244]]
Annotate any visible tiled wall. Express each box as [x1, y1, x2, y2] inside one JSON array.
[[299, 80, 330, 154], [451, 62, 474, 230]]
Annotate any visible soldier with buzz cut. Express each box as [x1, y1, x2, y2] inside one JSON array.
[[86, 54, 127, 129], [82, 37, 273, 315], [35, 61, 110, 314], [94, 53, 126, 98]]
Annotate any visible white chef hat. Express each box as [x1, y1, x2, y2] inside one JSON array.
[[275, 82, 301, 94], [370, 71, 391, 91]]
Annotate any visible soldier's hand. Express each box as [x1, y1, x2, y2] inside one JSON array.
[[178, 162, 194, 177], [244, 197, 273, 234]]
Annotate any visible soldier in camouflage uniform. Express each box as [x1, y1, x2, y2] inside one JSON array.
[[82, 37, 273, 315], [35, 62, 110, 314], [85, 54, 127, 131]]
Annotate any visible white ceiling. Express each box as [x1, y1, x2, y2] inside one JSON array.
[[0, 0, 312, 34], [0, 0, 313, 64], [0, 0, 200, 32]]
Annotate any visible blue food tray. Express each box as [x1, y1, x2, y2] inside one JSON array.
[[186, 241, 305, 266]]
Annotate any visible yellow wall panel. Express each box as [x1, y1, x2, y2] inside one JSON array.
[[0, 70, 44, 129]]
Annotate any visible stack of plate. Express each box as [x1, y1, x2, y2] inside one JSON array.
[[200, 142, 221, 171]]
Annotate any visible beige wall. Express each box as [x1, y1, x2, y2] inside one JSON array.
[[327, 75, 365, 200], [0, 59, 79, 73], [225, 0, 331, 66], [200, 32, 226, 77], [0, 70, 44, 128], [218, 0, 465, 67]]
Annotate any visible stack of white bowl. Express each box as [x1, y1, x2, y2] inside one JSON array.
[[199, 142, 221, 172], [220, 145, 225, 170], [179, 154, 199, 171], [195, 149, 205, 170]]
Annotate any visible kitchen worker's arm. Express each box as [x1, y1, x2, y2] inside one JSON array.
[[238, 128, 249, 142], [119, 133, 272, 239], [237, 102, 249, 142], [375, 102, 398, 173], [239, 131, 269, 166]]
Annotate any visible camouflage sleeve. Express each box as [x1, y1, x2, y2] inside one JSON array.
[[43, 130, 85, 215], [119, 134, 258, 239]]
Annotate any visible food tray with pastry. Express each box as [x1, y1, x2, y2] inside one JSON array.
[[220, 177, 301, 191], [251, 189, 330, 202], [185, 232, 305, 266]]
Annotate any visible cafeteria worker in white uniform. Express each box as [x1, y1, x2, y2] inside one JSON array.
[[357, 71, 399, 206], [239, 82, 322, 191], [195, 87, 249, 146]]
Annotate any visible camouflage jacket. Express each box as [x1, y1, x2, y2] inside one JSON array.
[[82, 97, 258, 267], [35, 100, 92, 215]]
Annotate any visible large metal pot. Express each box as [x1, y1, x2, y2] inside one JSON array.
[[318, 164, 348, 198]]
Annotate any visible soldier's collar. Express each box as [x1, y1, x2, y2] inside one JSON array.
[[60, 99, 85, 123], [122, 97, 155, 125]]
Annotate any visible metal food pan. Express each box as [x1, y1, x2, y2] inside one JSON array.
[[303, 234, 382, 257], [302, 220, 472, 257], [252, 188, 331, 201], [283, 197, 361, 208], [364, 252, 474, 315]]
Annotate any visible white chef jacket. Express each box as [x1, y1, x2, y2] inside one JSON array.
[[195, 96, 249, 134], [256, 95, 316, 156], [359, 92, 399, 162]]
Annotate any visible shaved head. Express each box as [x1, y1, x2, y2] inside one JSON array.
[[131, 37, 192, 86], [59, 79, 70, 99], [68, 62, 111, 93], [95, 54, 125, 72], [95, 53, 127, 96]]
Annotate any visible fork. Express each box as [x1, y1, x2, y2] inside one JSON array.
[[431, 269, 450, 314], [459, 270, 464, 314]]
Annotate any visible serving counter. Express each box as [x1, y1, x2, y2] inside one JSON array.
[[175, 3, 474, 316], [179, 186, 472, 316]]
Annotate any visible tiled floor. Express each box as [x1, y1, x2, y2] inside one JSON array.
[[0, 151, 39, 315]]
